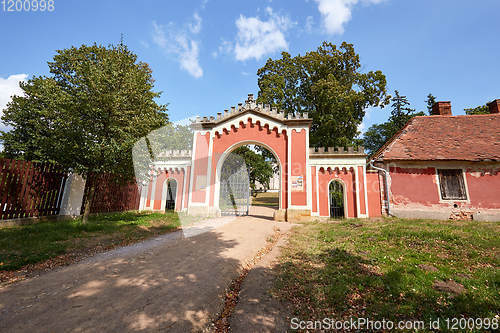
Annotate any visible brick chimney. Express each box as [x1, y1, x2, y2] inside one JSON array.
[[487, 99, 500, 114], [431, 101, 452, 116]]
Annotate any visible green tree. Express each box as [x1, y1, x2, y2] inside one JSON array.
[[232, 146, 274, 193], [363, 90, 424, 155], [464, 105, 489, 115], [257, 42, 389, 147], [1, 43, 168, 222], [425, 93, 436, 115], [254, 145, 279, 173]]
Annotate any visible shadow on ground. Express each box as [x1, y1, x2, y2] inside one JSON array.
[[0, 218, 282, 332], [274, 244, 498, 330]]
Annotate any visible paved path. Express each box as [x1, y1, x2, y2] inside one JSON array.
[[0, 214, 292, 332]]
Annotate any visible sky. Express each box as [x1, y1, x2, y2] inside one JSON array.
[[1, 0, 499, 136]]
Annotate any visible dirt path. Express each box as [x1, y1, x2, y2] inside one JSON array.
[[229, 230, 292, 332], [0, 215, 292, 332]]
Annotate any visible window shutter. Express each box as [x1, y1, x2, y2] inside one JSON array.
[[438, 169, 467, 200]]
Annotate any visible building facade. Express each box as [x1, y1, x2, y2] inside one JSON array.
[[138, 95, 499, 222], [139, 94, 378, 221], [369, 100, 500, 221]]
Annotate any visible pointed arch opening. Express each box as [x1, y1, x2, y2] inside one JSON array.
[[162, 178, 177, 211], [328, 179, 346, 219], [215, 141, 282, 219]]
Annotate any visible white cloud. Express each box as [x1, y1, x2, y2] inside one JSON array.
[[358, 106, 376, 134], [0, 74, 27, 131], [313, 0, 384, 35], [231, 7, 294, 61], [189, 13, 202, 34], [212, 39, 233, 58], [152, 13, 203, 78], [305, 15, 314, 33], [174, 116, 198, 126]]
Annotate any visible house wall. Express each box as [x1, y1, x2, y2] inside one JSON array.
[[366, 171, 382, 217], [384, 162, 500, 221]]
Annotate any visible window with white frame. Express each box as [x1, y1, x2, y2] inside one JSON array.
[[437, 169, 467, 200]]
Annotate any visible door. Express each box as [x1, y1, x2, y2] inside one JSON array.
[[165, 179, 177, 211], [329, 181, 345, 218]]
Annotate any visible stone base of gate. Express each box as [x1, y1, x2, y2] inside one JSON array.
[[273, 209, 287, 222], [285, 209, 312, 222]]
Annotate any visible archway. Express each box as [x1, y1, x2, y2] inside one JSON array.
[[142, 94, 371, 221], [163, 178, 177, 211], [214, 141, 282, 219], [328, 180, 345, 219]]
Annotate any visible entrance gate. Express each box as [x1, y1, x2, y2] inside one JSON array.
[[219, 153, 250, 216]]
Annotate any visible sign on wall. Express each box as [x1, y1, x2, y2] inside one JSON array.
[[291, 176, 304, 192]]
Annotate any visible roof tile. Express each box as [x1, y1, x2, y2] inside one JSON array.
[[374, 114, 500, 161]]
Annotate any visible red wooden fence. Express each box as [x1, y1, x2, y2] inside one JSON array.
[[0, 158, 68, 220], [81, 173, 140, 214]]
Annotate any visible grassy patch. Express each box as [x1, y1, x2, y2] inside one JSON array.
[[251, 192, 279, 208], [0, 211, 180, 271], [275, 218, 499, 328]]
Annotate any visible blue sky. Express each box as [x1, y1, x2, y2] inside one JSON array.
[[1, 0, 499, 135]]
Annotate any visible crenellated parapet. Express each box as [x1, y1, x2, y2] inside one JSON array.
[[310, 146, 365, 155], [157, 150, 192, 159], [191, 93, 311, 131]]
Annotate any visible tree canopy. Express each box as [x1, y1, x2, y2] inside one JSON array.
[[464, 105, 489, 115], [1, 43, 168, 220], [257, 42, 389, 147], [232, 146, 275, 192], [425, 93, 436, 115], [363, 91, 424, 155]]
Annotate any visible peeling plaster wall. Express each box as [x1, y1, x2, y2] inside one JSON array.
[[386, 162, 500, 221], [366, 172, 382, 217]]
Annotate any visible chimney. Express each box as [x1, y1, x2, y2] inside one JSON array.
[[431, 101, 452, 116], [487, 99, 500, 114]]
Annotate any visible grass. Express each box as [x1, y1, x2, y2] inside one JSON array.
[[275, 218, 499, 330], [251, 191, 279, 208], [0, 211, 180, 271]]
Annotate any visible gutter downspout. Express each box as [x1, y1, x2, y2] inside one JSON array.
[[369, 161, 393, 217]]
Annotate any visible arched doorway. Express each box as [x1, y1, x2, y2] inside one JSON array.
[[164, 179, 177, 211], [219, 152, 250, 216], [329, 180, 345, 218], [215, 141, 282, 219]]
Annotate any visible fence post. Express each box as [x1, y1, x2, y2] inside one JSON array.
[[59, 173, 86, 216]]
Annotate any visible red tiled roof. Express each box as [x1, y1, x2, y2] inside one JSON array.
[[371, 114, 500, 161]]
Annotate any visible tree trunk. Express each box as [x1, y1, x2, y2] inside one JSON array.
[[82, 185, 95, 224]]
